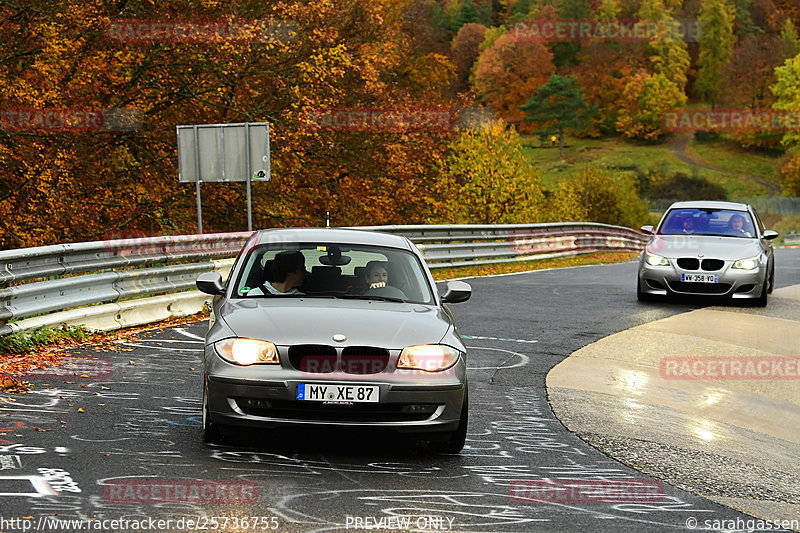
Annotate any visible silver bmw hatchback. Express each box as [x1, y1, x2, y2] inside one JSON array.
[[196, 228, 472, 452], [637, 201, 778, 306]]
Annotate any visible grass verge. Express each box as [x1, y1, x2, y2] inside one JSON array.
[[522, 134, 777, 198]]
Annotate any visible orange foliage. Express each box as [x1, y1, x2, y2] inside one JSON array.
[[472, 33, 554, 132], [0, 0, 461, 249]]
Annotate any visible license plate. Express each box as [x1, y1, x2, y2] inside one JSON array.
[[297, 384, 379, 403], [681, 273, 718, 283]]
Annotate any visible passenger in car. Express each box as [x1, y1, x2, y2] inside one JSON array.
[[726, 214, 752, 237], [249, 251, 307, 295], [365, 261, 389, 289], [350, 261, 390, 294]]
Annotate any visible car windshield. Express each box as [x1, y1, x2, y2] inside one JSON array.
[[233, 242, 435, 304], [658, 208, 756, 238]]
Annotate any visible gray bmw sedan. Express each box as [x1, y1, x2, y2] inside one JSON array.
[[196, 228, 472, 453], [637, 201, 778, 306]]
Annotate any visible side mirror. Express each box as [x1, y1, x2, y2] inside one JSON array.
[[640, 225, 654, 235], [441, 280, 471, 304], [196, 272, 226, 295], [762, 230, 779, 241]]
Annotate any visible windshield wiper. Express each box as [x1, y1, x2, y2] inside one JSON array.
[[337, 294, 405, 303]]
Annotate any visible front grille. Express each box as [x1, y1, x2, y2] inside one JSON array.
[[236, 399, 438, 422], [341, 347, 390, 374], [677, 258, 699, 270], [288, 345, 337, 373], [668, 281, 731, 294], [701, 259, 725, 271]]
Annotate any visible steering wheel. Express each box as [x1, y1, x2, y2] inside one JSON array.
[[363, 286, 408, 300]]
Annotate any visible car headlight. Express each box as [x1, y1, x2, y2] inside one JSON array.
[[645, 253, 669, 267], [398, 345, 461, 372], [214, 338, 279, 365], [732, 256, 760, 270]]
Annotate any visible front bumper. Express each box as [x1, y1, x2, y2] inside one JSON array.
[[204, 345, 467, 433], [638, 256, 767, 299]]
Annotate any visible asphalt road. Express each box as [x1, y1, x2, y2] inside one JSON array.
[[1, 249, 797, 533]]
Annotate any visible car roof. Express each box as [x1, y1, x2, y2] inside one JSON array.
[[666, 201, 750, 211], [252, 227, 413, 250]]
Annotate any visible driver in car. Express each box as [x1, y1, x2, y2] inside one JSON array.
[[248, 251, 307, 295]]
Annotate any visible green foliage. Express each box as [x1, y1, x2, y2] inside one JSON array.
[[444, 120, 544, 223], [521, 75, 597, 158], [546, 166, 650, 228], [779, 19, 800, 59], [597, 0, 622, 20], [772, 53, 800, 147], [695, 0, 737, 106], [477, 25, 508, 53], [0, 325, 90, 355], [454, 0, 480, 30], [733, 0, 764, 36]]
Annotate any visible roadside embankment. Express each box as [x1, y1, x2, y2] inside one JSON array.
[[547, 285, 800, 527]]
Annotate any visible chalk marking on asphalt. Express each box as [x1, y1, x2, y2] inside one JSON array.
[[463, 335, 538, 344], [467, 347, 530, 371], [175, 328, 206, 341]]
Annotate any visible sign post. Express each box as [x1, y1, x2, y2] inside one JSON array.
[[177, 122, 270, 233]]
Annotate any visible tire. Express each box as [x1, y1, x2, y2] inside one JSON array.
[[753, 276, 769, 308], [636, 278, 651, 302], [203, 383, 224, 444], [767, 265, 775, 294], [431, 389, 468, 454]]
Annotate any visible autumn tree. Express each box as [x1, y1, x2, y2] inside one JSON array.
[[568, 40, 646, 136], [521, 75, 597, 158], [549, 0, 591, 67], [0, 0, 461, 248], [443, 119, 543, 223], [778, 18, 800, 59], [772, 52, 800, 148], [638, 0, 691, 92], [472, 33, 554, 131], [546, 166, 650, 228], [695, 0, 736, 107], [616, 70, 687, 141], [451, 23, 487, 93], [780, 154, 800, 195], [722, 34, 785, 149]]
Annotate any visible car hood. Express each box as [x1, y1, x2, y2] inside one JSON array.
[[646, 235, 763, 260], [217, 298, 452, 349]]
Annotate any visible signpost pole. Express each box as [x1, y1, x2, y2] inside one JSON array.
[[193, 125, 203, 234], [245, 122, 253, 231]]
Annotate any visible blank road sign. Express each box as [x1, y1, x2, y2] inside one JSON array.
[[177, 122, 270, 183]]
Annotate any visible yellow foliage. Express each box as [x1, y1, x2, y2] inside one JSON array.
[[443, 119, 544, 223]]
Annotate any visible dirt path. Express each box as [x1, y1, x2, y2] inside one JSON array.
[[667, 132, 783, 197]]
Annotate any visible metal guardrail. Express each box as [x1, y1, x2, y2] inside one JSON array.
[[0, 223, 647, 335]]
